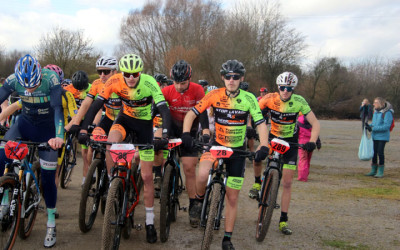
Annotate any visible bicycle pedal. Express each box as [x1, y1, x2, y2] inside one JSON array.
[[134, 223, 142, 231]]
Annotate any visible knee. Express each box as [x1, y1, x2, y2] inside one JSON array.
[[281, 179, 293, 190], [226, 193, 239, 206], [141, 170, 153, 183]]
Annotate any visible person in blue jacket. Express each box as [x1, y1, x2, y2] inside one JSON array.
[[365, 97, 393, 178]]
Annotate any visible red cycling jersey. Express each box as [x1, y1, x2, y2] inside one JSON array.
[[162, 82, 205, 124]]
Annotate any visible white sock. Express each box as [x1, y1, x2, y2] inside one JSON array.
[[145, 207, 155, 225], [82, 177, 86, 185]]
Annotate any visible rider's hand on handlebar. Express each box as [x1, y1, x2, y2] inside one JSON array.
[[69, 124, 81, 136], [254, 146, 269, 162], [181, 132, 193, 150], [303, 142, 316, 152], [78, 132, 90, 145], [200, 134, 211, 144], [154, 138, 168, 151]]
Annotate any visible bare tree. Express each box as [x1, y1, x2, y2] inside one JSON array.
[[35, 27, 99, 77]]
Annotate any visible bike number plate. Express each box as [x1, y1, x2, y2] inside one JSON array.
[[93, 134, 108, 142], [210, 146, 233, 158], [270, 138, 290, 154], [109, 144, 136, 163], [4, 141, 29, 160], [168, 138, 182, 149]]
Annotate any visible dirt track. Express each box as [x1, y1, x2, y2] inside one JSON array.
[[10, 120, 400, 250]]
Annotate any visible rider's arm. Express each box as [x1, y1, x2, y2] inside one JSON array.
[[93, 108, 103, 125], [199, 111, 210, 135], [50, 84, 64, 139], [0, 101, 21, 122], [80, 98, 105, 131], [256, 122, 268, 147], [157, 102, 171, 137], [71, 96, 94, 125], [183, 110, 197, 133], [305, 111, 320, 143]]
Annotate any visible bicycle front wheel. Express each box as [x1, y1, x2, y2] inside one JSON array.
[[201, 183, 222, 250], [255, 168, 279, 242], [0, 176, 21, 250], [160, 164, 173, 242], [19, 161, 40, 239], [79, 159, 102, 233], [102, 178, 124, 250]]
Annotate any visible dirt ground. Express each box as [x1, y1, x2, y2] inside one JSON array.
[[10, 120, 400, 250]]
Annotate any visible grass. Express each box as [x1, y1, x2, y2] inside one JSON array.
[[322, 239, 369, 250], [335, 186, 400, 200]]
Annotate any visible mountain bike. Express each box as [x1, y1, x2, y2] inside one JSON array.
[[159, 138, 186, 242], [79, 134, 110, 233], [199, 144, 254, 250], [59, 132, 78, 189], [255, 138, 304, 242], [0, 139, 48, 249], [101, 143, 150, 250]]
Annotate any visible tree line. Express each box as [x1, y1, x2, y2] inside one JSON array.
[[0, 0, 399, 118]]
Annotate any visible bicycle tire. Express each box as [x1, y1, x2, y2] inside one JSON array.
[[201, 183, 222, 250], [60, 139, 77, 189], [132, 164, 143, 195], [79, 159, 102, 233], [102, 178, 123, 250], [0, 176, 21, 250], [100, 166, 108, 215], [170, 167, 179, 222], [255, 168, 279, 242], [19, 161, 40, 239], [160, 164, 173, 242], [122, 171, 136, 240]]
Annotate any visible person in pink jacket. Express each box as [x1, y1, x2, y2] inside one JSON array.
[[297, 115, 321, 181]]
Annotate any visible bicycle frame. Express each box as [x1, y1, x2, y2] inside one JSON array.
[[163, 145, 184, 205]]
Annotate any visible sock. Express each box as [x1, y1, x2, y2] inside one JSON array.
[[280, 212, 288, 223], [255, 176, 261, 184], [145, 207, 155, 225], [223, 232, 232, 242], [1, 189, 9, 205], [47, 208, 57, 227], [195, 193, 205, 201], [82, 177, 86, 185], [189, 198, 195, 209], [153, 165, 162, 177]]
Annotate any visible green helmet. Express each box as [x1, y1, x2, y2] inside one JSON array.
[[119, 54, 143, 73]]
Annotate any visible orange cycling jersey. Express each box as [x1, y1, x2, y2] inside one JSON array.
[[65, 84, 90, 108], [193, 88, 264, 148], [258, 92, 311, 138], [99, 73, 166, 120], [87, 78, 121, 121]]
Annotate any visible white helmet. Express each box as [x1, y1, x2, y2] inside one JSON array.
[[276, 72, 298, 88], [207, 85, 218, 92], [96, 56, 118, 70]]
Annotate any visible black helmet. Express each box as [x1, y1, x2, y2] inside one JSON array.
[[239, 81, 249, 91], [170, 60, 192, 82], [71, 70, 89, 91], [154, 73, 168, 84], [198, 80, 209, 87], [167, 79, 173, 86], [220, 59, 245, 76]]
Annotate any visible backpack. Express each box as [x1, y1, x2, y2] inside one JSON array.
[[382, 111, 395, 132]]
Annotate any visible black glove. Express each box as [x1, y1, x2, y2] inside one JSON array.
[[153, 138, 168, 151], [181, 132, 193, 150], [78, 133, 90, 146], [303, 142, 316, 152], [201, 134, 211, 144], [364, 122, 372, 132], [255, 146, 269, 163], [246, 126, 257, 139], [69, 124, 81, 136]]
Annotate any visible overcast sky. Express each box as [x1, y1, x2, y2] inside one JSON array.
[[1, 0, 399, 65]]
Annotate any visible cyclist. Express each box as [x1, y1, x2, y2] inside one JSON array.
[[198, 79, 209, 94], [160, 60, 210, 227], [61, 79, 72, 89], [256, 72, 320, 235], [257, 87, 268, 101], [78, 54, 171, 244], [64, 70, 95, 186], [67, 56, 120, 182], [182, 60, 269, 250], [154, 73, 169, 89], [0, 54, 64, 248], [44, 64, 64, 82]]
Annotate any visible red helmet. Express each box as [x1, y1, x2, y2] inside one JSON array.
[[260, 87, 268, 92]]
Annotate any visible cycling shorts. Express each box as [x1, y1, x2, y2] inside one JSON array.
[[97, 115, 114, 135], [269, 134, 298, 170]]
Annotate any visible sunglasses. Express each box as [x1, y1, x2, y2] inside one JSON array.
[[224, 74, 241, 80], [97, 69, 112, 75], [279, 86, 293, 92], [123, 72, 140, 78]]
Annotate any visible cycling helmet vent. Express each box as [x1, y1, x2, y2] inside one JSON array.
[[96, 56, 118, 70], [276, 72, 298, 88], [14, 54, 42, 89], [220, 60, 245, 76], [170, 60, 192, 82], [119, 54, 143, 73]]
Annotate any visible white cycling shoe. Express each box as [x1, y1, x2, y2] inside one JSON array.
[[44, 227, 56, 248], [0, 204, 10, 220]]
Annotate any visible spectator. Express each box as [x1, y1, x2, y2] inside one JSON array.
[[360, 98, 373, 130], [365, 97, 393, 178], [297, 115, 321, 181]]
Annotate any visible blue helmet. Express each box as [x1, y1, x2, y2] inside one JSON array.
[[14, 54, 41, 89]]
